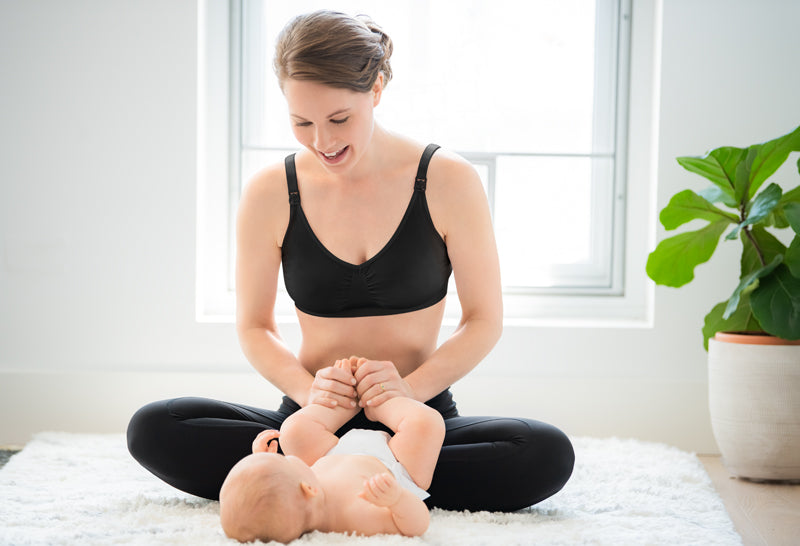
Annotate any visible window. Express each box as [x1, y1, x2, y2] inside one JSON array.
[[197, 0, 648, 324]]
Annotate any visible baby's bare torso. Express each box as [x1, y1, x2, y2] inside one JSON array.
[[313, 454, 401, 536]]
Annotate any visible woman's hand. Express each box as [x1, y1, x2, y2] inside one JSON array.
[[307, 359, 359, 408], [354, 358, 416, 409]]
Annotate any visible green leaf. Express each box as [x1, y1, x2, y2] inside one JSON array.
[[735, 146, 760, 203], [676, 147, 747, 202], [723, 255, 782, 319], [702, 294, 761, 350], [659, 189, 739, 230], [726, 183, 783, 240], [750, 264, 800, 340], [698, 185, 738, 208], [765, 207, 790, 229], [746, 183, 783, 224], [783, 202, 800, 234], [741, 225, 787, 276], [786, 236, 800, 278], [748, 124, 800, 198], [781, 184, 800, 204], [646, 221, 728, 287]]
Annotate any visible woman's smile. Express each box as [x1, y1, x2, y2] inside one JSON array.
[[319, 145, 349, 164]]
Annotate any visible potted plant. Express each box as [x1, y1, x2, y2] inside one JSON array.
[[647, 124, 800, 480]]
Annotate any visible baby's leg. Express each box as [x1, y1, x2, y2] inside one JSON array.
[[367, 397, 445, 490], [280, 359, 359, 464]]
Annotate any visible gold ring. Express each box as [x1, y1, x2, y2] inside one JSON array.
[[380, 383, 385, 390]]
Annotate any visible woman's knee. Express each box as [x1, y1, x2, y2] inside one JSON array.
[[518, 419, 575, 497], [126, 399, 174, 463]]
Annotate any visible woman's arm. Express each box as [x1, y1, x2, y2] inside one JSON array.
[[357, 151, 503, 405], [235, 165, 357, 408], [408, 151, 503, 401]]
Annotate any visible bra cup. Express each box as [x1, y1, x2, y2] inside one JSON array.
[[280, 146, 452, 318]]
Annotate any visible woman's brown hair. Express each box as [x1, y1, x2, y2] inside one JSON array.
[[274, 10, 393, 93]]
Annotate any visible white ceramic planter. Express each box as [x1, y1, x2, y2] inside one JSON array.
[[708, 334, 800, 480]]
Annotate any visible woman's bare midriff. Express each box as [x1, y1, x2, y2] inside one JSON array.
[[296, 299, 447, 378]]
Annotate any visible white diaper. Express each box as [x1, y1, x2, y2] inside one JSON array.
[[326, 428, 430, 500]]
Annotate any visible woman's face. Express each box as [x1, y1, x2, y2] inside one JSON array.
[[283, 78, 382, 173]]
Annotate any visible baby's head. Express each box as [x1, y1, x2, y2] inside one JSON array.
[[219, 453, 313, 543]]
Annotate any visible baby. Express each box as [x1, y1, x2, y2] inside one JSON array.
[[219, 357, 446, 543]]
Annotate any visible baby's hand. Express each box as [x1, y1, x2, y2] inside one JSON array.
[[358, 472, 401, 507], [252, 429, 280, 454]]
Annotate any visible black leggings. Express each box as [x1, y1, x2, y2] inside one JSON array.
[[126, 390, 574, 512]]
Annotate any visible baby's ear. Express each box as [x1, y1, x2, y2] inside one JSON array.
[[300, 481, 318, 498]]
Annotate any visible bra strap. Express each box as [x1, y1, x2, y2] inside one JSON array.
[[414, 144, 441, 191], [285, 153, 300, 205]]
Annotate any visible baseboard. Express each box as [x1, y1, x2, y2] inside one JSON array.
[[0, 370, 719, 453]]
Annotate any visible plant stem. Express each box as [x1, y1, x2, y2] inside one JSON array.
[[739, 200, 767, 268], [743, 227, 767, 267]]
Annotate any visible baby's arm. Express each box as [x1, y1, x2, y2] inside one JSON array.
[[365, 396, 445, 490], [359, 472, 430, 537], [280, 359, 359, 465]]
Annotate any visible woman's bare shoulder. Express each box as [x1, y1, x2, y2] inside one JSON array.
[[241, 161, 288, 205], [237, 161, 290, 244], [424, 146, 487, 228], [426, 146, 482, 190]]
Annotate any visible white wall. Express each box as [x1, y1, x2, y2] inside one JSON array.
[[2, 0, 799, 451]]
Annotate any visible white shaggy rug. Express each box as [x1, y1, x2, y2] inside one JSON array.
[[0, 433, 741, 546]]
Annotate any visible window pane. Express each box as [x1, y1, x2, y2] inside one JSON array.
[[238, 0, 626, 295], [495, 156, 615, 288], [244, 0, 600, 154]]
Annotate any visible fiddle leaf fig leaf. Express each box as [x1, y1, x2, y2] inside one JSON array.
[[646, 220, 728, 287], [734, 146, 759, 203], [726, 183, 783, 240], [748, 124, 800, 198], [698, 185, 738, 208], [741, 225, 786, 276], [746, 183, 783, 224], [702, 295, 761, 350], [750, 264, 800, 340], [723, 255, 782, 319], [676, 147, 747, 202], [783, 202, 800, 234], [659, 189, 739, 230], [782, 184, 800, 204], [786, 236, 800, 278], [765, 207, 790, 229]]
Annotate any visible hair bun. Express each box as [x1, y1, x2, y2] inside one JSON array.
[[356, 15, 393, 84], [275, 10, 394, 92]]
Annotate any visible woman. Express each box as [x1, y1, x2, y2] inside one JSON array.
[[128, 10, 574, 512]]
